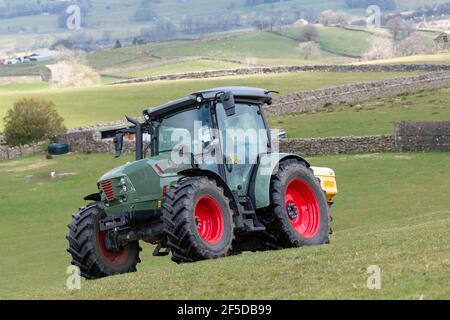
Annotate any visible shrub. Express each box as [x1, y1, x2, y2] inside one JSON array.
[[3, 99, 66, 146]]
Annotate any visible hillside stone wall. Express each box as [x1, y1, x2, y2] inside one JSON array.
[[4, 121, 450, 160], [112, 64, 450, 84], [0, 142, 46, 160], [396, 121, 450, 152], [266, 72, 450, 116], [280, 135, 396, 156]]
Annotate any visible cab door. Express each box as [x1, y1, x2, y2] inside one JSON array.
[[216, 102, 269, 196]]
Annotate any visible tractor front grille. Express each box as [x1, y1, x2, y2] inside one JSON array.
[[100, 180, 115, 201]]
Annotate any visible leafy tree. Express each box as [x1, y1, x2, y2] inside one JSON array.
[[3, 99, 66, 146], [299, 25, 318, 41]]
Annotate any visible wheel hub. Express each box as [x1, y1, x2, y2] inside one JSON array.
[[287, 203, 299, 220], [285, 178, 321, 239], [194, 195, 224, 245]]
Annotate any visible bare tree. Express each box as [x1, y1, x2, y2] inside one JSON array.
[[296, 42, 322, 60], [362, 36, 395, 61], [319, 10, 337, 26], [386, 16, 415, 42], [335, 11, 351, 26], [396, 32, 436, 56]]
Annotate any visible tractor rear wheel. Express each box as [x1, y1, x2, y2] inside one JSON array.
[[67, 203, 141, 280], [261, 159, 331, 248], [162, 177, 235, 263]]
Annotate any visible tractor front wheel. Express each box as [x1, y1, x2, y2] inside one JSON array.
[[67, 203, 141, 280], [162, 177, 235, 263], [261, 159, 331, 248]]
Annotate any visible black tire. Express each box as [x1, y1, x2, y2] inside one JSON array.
[[260, 159, 331, 248], [162, 177, 235, 264], [67, 203, 141, 280]]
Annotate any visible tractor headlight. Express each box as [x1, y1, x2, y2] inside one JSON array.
[[119, 177, 128, 194]]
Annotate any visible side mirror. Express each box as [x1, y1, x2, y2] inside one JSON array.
[[114, 133, 124, 158], [221, 91, 236, 116]]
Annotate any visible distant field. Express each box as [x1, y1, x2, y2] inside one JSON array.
[[396, 0, 450, 10], [0, 0, 348, 56], [1, 152, 448, 299], [0, 62, 46, 77], [359, 52, 450, 65], [151, 32, 308, 60], [0, 71, 415, 130], [0, 81, 49, 92], [269, 88, 450, 138], [282, 26, 373, 57], [117, 59, 243, 78], [86, 30, 347, 71]]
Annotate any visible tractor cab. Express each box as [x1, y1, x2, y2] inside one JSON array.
[[114, 87, 275, 197]]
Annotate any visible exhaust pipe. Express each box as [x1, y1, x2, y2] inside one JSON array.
[[126, 116, 143, 161]]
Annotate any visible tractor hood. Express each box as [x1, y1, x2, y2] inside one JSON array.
[[98, 155, 189, 216]]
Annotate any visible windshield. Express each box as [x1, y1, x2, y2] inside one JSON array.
[[156, 104, 212, 154]]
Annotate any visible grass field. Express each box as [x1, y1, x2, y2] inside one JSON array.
[[0, 151, 448, 299], [359, 52, 450, 65], [282, 26, 373, 57], [151, 32, 312, 60], [269, 88, 450, 138], [0, 71, 415, 130], [117, 59, 243, 78]]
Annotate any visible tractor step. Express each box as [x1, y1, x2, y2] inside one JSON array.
[[243, 219, 266, 232], [153, 244, 170, 257]]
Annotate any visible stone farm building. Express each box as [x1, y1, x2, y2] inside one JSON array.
[[434, 32, 450, 50]]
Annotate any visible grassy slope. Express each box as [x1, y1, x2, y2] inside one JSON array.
[[86, 31, 347, 71], [118, 59, 243, 78], [0, 0, 347, 55], [359, 52, 450, 65], [0, 71, 414, 130], [151, 32, 307, 60], [282, 26, 373, 57], [269, 88, 450, 138], [0, 152, 448, 299]]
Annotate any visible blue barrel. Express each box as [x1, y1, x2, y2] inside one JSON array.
[[48, 143, 70, 155]]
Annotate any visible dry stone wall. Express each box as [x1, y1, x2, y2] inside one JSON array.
[[396, 121, 450, 152], [266, 72, 450, 116], [112, 64, 450, 84]]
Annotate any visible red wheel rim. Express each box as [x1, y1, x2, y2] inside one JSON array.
[[194, 195, 224, 245], [285, 178, 320, 239], [98, 231, 129, 266]]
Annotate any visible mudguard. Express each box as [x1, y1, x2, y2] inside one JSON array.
[[252, 153, 310, 209]]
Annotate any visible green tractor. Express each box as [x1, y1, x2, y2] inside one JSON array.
[[67, 87, 338, 279]]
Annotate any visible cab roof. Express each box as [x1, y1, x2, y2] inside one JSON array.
[[144, 86, 273, 119]]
